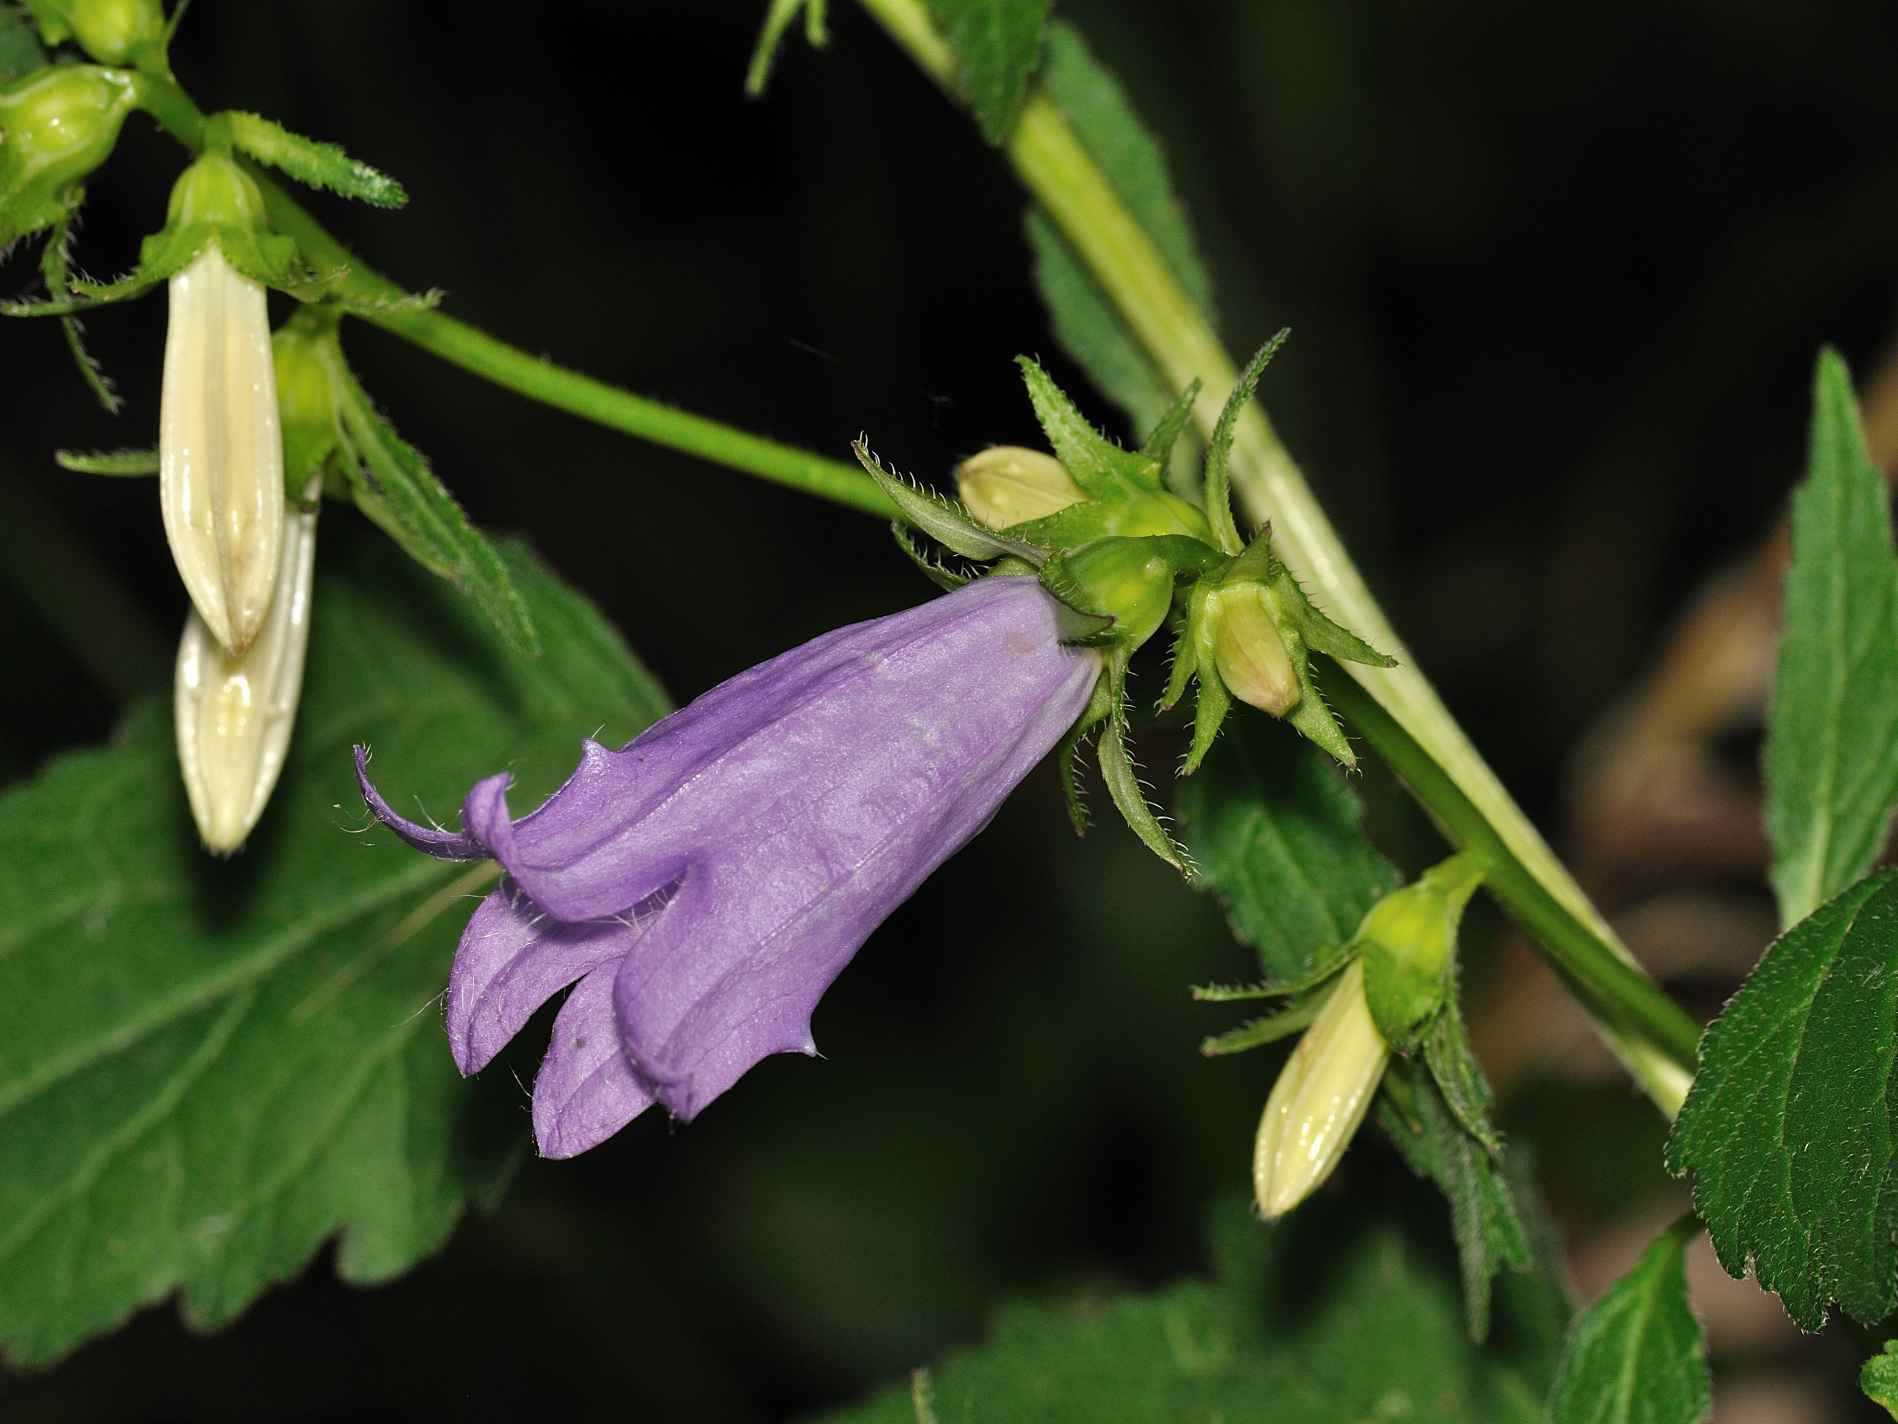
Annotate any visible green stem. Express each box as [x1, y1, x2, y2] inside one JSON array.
[[855, 0, 1698, 1115], [125, 74, 892, 519]]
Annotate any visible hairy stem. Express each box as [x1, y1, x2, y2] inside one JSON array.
[[854, 0, 1696, 1114], [126, 74, 891, 519]]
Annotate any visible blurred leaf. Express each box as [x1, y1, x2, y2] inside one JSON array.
[[1038, 22, 1211, 306], [1664, 868, 1898, 1330], [814, 1196, 1554, 1423], [1175, 716, 1401, 982], [1864, 1341, 1898, 1419], [0, 5, 45, 85], [1026, 22, 1211, 468], [333, 362, 539, 657], [923, 0, 1049, 144], [0, 529, 669, 1365], [1765, 350, 1898, 928], [1547, 1218, 1709, 1424], [225, 112, 407, 208], [1379, 1059, 1529, 1343]]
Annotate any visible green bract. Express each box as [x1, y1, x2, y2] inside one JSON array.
[[0, 63, 134, 247]]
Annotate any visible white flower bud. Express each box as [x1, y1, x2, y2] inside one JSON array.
[[1212, 583, 1300, 717], [1252, 959, 1389, 1218], [175, 493, 317, 854], [161, 244, 285, 654], [954, 446, 1087, 528]]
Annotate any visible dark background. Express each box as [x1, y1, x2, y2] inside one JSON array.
[[3, 0, 1896, 1418]]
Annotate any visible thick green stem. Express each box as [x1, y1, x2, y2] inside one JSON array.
[[125, 74, 891, 519], [855, 0, 1697, 1114]]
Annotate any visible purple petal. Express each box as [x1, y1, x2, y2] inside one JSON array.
[[445, 878, 649, 1075], [531, 966, 654, 1159], [353, 745, 489, 859], [610, 577, 1101, 1119]]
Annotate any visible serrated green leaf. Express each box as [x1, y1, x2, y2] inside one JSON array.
[[1547, 1218, 1709, 1424], [1664, 867, 1898, 1330], [1765, 350, 1898, 929], [1379, 1061, 1530, 1342], [815, 1196, 1554, 1424], [54, 446, 158, 476], [888, 520, 970, 592], [923, 0, 1050, 144], [224, 111, 406, 209], [0, 528, 670, 1365], [1423, 993, 1502, 1154], [1198, 995, 1323, 1057], [333, 363, 539, 657], [1174, 714, 1401, 982], [1140, 378, 1200, 466], [1863, 1341, 1898, 1418]]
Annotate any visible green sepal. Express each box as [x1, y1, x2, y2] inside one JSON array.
[[1269, 564, 1396, 668], [1356, 852, 1484, 1054], [1003, 481, 1207, 547], [1190, 939, 1353, 1002], [1284, 651, 1357, 768], [1139, 378, 1201, 466], [1055, 672, 1114, 835], [1199, 990, 1328, 1057], [888, 521, 970, 592], [222, 110, 407, 209], [39, 201, 119, 410], [1158, 610, 1197, 712], [852, 438, 1046, 565], [1016, 355, 1164, 496], [744, 0, 828, 96], [1095, 653, 1193, 876], [55, 446, 156, 475], [1203, 328, 1290, 555], [1179, 578, 1230, 773]]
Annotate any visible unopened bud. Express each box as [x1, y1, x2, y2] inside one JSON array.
[[160, 238, 285, 654], [25, 0, 166, 62], [1212, 583, 1300, 717], [175, 492, 317, 854], [1253, 959, 1388, 1218], [955, 446, 1086, 528], [0, 65, 135, 239]]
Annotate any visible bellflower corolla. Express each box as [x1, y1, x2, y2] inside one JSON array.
[[356, 575, 1100, 1157]]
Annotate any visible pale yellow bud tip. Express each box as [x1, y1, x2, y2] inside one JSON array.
[[954, 446, 1086, 528], [1213, 585, 1300, 717], [176, 498, 317, 854], [1252, 960, 1389, 1218], [160, 246, 286, 655]]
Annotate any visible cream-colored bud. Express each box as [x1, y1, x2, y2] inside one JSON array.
[[175, 493, 317, 854], [161, 244, 285, 654], [954, 446, 1087, 528], [1252, 959, 1389, 1218], [1212, 584, 1300, 717]]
